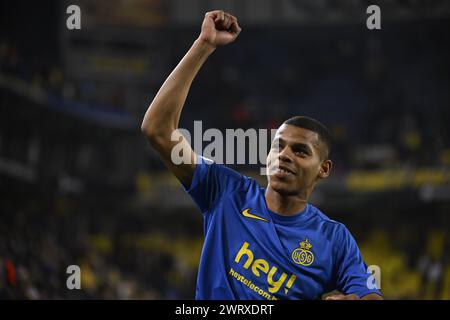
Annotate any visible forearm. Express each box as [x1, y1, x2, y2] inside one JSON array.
[[141, 39, 216, 139], [361, 293, 383, 300], [325, 292, 383, 300], [140, 10, 240, 186]]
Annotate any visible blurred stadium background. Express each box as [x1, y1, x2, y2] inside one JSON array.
[[1, 0, 450, 299]]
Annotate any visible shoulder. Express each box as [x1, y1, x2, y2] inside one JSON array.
[[309, 205, 351, 240], [310, 205, 345, 229], [310, 206, 363, 260], [196, 155, 259, 191]]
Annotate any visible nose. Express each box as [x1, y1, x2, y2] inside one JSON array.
[[278, 146, 293, 163]]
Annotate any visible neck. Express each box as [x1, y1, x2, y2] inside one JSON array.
[[265, 186, 309, 216]]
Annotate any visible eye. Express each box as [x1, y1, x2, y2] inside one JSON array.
[[294, 147, 309, 157], [271, 141, 283, 151]]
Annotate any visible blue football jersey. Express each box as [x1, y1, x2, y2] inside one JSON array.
[[183, 155, 381, 300]]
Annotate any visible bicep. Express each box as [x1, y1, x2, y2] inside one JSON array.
[[334, 227, 381, 297]]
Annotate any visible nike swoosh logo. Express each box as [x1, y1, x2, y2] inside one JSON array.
[[241, 208, 269, 222]]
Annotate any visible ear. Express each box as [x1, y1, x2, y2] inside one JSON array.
[[318, 159, 332, 179]]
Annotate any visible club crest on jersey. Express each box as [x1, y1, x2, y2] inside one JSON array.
[[291, 238, 314, 266]]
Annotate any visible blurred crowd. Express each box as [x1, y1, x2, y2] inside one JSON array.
[[2, 19, 450, 173], [1, 4, 449, 301], [359, 220, 450, 299], [0, 41, 127, 113], [0, 195, 200, 299], [1, 194, 449, 300]]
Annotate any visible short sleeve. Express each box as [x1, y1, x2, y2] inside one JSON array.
[[334, 226, 382, 298], [182, 155, 246, 214]]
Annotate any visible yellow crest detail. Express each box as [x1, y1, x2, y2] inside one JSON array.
[[299, 239, 313, 250], [291, 238, 314, 266]]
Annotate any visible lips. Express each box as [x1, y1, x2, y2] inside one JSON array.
[[277, 165, 295, 174], [269, 164, 296, 177]]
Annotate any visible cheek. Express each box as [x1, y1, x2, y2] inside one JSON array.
[[297, 160, 321, 177], [266, 151, 276, 166]]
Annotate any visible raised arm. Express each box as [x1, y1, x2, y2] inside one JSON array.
[[141, 10, 241, 187]]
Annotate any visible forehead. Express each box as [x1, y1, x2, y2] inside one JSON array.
[[274, 124, 320, 147]]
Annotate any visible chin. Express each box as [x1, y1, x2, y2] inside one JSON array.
[[268, 178, 297, 196]]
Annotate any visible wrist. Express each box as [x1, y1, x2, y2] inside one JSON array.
[[193, 38, 217, 55]]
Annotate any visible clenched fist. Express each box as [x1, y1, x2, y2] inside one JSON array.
[[198, 10, 242, 48]]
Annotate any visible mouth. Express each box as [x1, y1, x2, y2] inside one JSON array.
[[269, 164, 296, 177]]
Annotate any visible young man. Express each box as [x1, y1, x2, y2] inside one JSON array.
[[141, 10, 382, 300]]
